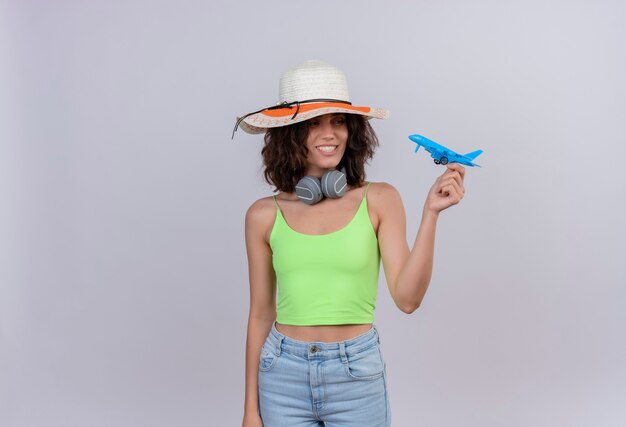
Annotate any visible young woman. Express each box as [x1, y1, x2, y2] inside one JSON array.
[[237, 60, 466, 427]]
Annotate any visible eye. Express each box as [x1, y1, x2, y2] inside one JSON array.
[[308, 119, 320, 127], [333, 116, 346, 125]]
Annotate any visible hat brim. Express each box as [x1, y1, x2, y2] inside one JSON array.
[[238, 102, 389, 134]]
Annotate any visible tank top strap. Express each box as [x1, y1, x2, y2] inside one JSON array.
[[362, 182, 372, 205], [272, 195, 282, 216], [356, 182, 372, 216], [272, 195, 287, 227]]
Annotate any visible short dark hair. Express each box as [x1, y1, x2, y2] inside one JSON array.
[[261, 114, 379, 193]]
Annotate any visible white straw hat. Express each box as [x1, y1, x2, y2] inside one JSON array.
[[233, 60, 389, 136]]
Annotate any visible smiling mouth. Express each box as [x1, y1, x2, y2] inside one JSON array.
[[316, 145, 338, 153]]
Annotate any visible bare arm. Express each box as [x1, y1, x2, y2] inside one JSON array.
[[374, 164, 466, 313], [242, 199, 277, 423]]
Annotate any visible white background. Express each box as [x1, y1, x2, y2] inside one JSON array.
[[2, 1, 625, 426]]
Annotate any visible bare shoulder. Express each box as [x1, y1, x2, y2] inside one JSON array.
[[366, 182, 406, 232], [366, 181, 404, 213], [245, 196, 277, 239]]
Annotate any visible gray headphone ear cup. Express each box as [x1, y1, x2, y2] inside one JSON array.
[[321, 169, 347, 199], [295, 176, 323, 205]]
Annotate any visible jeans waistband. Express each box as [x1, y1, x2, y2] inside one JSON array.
[[266, 321, 380, 360]]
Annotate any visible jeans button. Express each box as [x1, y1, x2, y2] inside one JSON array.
[[310, 346, 319, 353]]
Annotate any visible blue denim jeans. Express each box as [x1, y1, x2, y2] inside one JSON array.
[[258, 322, 391, 426]]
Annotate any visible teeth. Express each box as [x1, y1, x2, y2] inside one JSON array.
[[317, 146, 337, 152]]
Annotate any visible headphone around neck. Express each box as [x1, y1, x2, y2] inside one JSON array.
[[295, 169, 347, 205]]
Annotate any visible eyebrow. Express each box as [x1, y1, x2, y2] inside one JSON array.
[[310, 113, 345, 120]]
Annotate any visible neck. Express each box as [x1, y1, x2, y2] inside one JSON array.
[[304, 166, 332, 178]]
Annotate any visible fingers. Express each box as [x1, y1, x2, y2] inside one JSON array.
[[446, 184, 463, 204], [427, 163, 467, 212], [438, 165, 465, 196], [438, 179, 464, 204], [446, 163, 465, 180]]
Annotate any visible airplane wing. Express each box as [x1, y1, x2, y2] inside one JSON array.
[[430, 149, 444, 159]]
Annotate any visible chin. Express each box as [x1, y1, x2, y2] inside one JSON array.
[[319, 160, 341, 170]]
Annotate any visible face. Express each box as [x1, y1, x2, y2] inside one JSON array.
[[304, 113, 348, 177]]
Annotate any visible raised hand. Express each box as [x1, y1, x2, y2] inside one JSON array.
[[424, 163, 466, 214]]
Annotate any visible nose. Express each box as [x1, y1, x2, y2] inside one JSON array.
[[319, 118, 335, 139]]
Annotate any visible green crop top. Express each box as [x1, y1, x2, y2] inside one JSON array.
[[269, 183, 381, 326]]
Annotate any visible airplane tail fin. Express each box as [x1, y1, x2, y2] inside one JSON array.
[[414, 143, 421, 153], [463, 150, 483, 160]]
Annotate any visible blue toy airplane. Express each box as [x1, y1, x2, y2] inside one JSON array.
[[409, 134, 483, 167]]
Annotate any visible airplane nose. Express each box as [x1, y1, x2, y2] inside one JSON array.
[[409, 134, 423, 143]]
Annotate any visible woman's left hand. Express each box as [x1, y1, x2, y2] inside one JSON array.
[[424, 163, 466, 215]]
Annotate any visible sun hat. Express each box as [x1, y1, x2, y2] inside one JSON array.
[[233, 60, 390, 137]]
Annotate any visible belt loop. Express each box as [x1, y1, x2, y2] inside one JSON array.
[[339, 342, 347, 363], [373, 324, 380, 344], [276, 335, 284, 356]]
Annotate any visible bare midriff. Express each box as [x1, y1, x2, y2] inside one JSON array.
[[275, 322, 373, 343]]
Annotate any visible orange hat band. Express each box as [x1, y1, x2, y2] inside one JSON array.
[[261, 102, 370, 118]]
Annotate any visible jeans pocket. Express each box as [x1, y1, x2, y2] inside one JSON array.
[[258, 344, 279, 372], [343, 343, 384, 381]]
